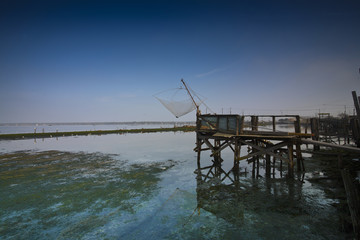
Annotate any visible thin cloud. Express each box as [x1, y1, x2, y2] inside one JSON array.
[[196, 67, 228, 78]]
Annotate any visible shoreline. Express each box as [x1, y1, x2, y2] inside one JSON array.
[[0, 126, 196, 140]]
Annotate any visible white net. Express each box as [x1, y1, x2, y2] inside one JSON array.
[[154, 87, 200, 118]]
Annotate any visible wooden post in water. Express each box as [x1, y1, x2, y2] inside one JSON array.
[[214, 139, 221, 165], [272, 116, 276, 132], [196, 114, 201, 167], [341, 168, 360, 239], [287, 143, 294, 177], [251, 117, 259, 177], [265, 154, 271, 177], [233, 140, 240, 172], [196, 136, 201, 168], [310, 118, 320, 151], [352, 91, 360, 121], [251, 116, 258, 131], [272, 151, 276, 178], [294, 116, 303, 172]]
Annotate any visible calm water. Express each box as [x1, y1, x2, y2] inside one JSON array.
[[0, 131, 350, 239]]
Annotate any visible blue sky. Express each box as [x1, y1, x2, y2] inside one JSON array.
[[1, 0, 360, 122]]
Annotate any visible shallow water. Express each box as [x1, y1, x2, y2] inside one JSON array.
[[0, 132, 351, 239]]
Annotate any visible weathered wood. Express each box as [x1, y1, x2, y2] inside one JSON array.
[[210, 140, 233, 157], [234, 140, 240, 168], [265, 154, 271, 177], [310, 118, 320, 150], [196, 134, 202, 167], [272, 116, 276, 132], [203, 139, 215, 151], [352, 91, 360, 121], [238, 140, 290, 163], [341, 169, 360, 239], [288, 144, 294, 177], [214, 139, 221, 164], [251, 116, 258, 131], [294, 116, 303, 172], [301, 139, 360, 153]]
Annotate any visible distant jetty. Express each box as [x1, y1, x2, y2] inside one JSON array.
[[0, 126, 196, 140]]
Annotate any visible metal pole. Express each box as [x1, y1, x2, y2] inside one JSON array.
[[181, 79, 200, 115]]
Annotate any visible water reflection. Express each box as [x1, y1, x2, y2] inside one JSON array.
[[193, 161, 345, 239]]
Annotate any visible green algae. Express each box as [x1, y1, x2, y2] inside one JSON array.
[[0, 150, 176, 239]]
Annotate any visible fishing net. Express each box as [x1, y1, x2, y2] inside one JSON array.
[[154, 87, 201, 118]]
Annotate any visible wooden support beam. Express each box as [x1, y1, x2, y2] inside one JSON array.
[[196, 135, 202, 167], [341, 169, 360, 239], [272, 116, 276, 132], [233, 140, 240, 171], [210, 140, 233, 157], [310, 118, 320, 150], [238, 140, 290, 163], [301, 139, 360, 153], [288, 143, 294, 177], [203, 138, 226, 163], [265, 154, 271, 177], [352, 91, 360, 121], [193, 139, 204, 152], [203, 139, 216, 152], [251, 116, 259, 131], [294, 117, 303, 172]]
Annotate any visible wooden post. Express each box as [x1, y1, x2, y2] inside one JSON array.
[[272, 116, 276, 132], [252, 156, 256, 178], [272, 152, 276, 178], [294, 116, 303, 172], [287, 143, 294, 177], [196, 114, 201, 167], [214, 139, 221, 165], [310, 118, 320, 150], [265, 154, 271, 177], [256, 155, 260, 178], [196, 134, 201, 168], [352, 91, 360, 121], [251, 116, 258, 131], [233, 140, 240, 172], [341, 168, 360, 239]]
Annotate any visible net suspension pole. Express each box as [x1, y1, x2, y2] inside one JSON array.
[[181, 79, 200, 116]]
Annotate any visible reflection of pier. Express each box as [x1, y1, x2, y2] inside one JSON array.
[[194, 162, 306, 231]]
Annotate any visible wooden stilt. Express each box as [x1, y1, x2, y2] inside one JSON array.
[[233, 140, 240, 172], [294, 116, 303, 172], [272, 151, 276, 178], [310, 118, 320, 150], [287, 143, 294, 177], [256, 156, 260, 178], [272, 116, 276, 132], [196, 134, 201, 168], [266, 154, 271, 177], [252, 157, 256, 178]]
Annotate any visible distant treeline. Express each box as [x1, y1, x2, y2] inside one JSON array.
[[0, 121, 196, 126]]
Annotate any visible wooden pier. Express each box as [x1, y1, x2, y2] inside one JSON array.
[[194, 113, 360, 238], [194, 114, 310, 177]]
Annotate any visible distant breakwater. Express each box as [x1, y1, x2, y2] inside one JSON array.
[[0, 126, 196, 140]]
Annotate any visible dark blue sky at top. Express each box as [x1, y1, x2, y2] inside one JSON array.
[[0, 0, 359, 122]]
